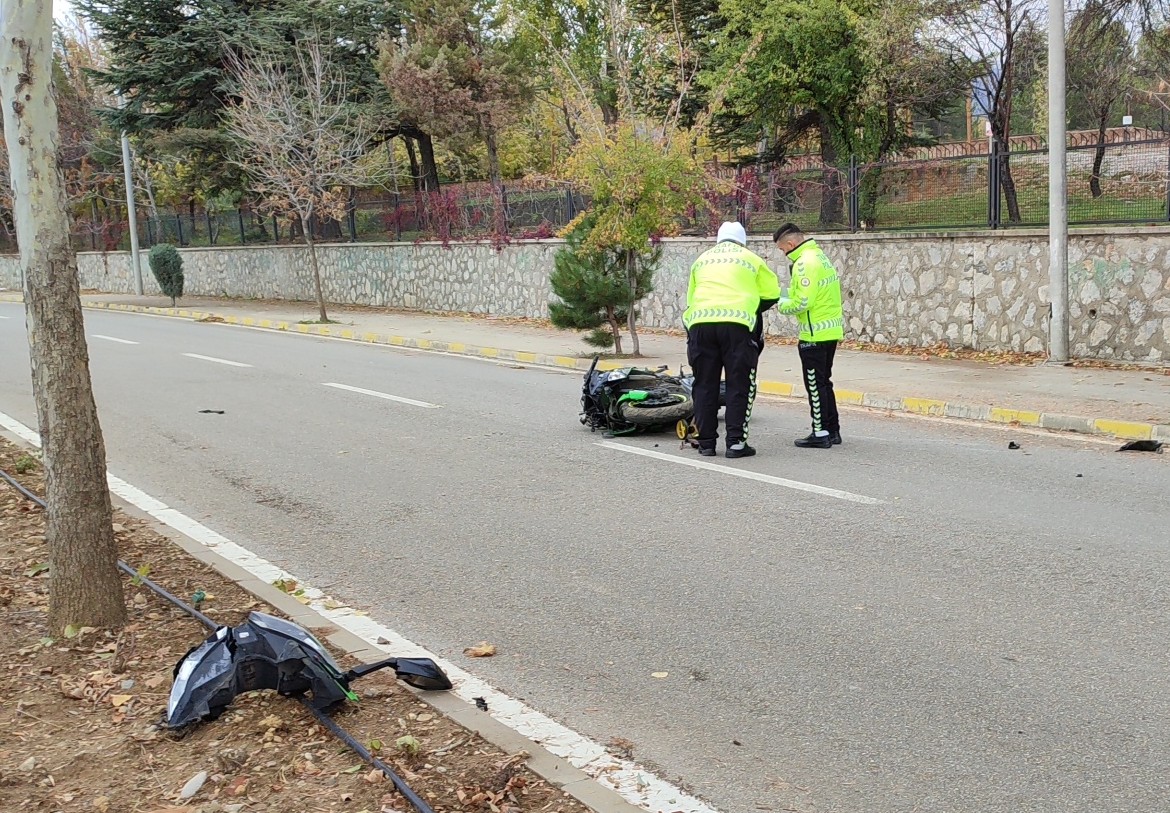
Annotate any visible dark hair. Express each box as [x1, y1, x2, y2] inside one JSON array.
[[773, 223, 803, 243]]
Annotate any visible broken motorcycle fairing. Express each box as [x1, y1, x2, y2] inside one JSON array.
[[166, 611, 452, 729]]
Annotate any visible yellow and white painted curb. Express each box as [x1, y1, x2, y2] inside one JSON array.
[[4, 295, 1166, 442]]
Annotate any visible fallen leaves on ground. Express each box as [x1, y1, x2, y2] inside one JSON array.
[[0, 437, 589, 813], [463, 642, 498, 658]]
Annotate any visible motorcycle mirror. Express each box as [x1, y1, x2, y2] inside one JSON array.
[[343, 656, 453, 691], [395, 657, 454, 691]]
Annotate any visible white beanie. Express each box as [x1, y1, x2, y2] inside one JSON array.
[[716, 221, 747, 246]]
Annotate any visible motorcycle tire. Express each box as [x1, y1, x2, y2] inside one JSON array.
[[618, 392, 694, 425]]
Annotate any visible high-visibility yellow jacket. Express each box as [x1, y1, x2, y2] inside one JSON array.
[[683, 241, 782, 332], [779, 239, 844, 342]]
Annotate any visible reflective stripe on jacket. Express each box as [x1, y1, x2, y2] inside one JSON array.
[[684, 242, 782, 331], [778, 239, 844, 342]]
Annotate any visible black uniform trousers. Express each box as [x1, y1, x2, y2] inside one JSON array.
[[798, 339, 840, 434], [687, 322, 759, 448]]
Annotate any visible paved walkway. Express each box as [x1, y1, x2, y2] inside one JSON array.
[[9, 292, 1170, 439]]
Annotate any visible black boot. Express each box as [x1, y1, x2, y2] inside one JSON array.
[[830, 431, 842, 446], [794, 432, 832, 449]]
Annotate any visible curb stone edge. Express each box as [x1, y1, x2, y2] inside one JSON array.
[[3, 294, 1164, 441]]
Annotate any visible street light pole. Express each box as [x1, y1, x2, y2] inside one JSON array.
[[1048, 0, 1069, 361]]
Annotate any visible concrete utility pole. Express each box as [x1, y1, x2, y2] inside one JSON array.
[[1048, 0, 1070, 361], [120, 132, 144, 295]]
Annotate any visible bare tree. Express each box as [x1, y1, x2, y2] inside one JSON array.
[[1, 0, 126, 631], [937, 0, 1044, 223], [225, 34, 387, 323], [1068, 1, 1135, 198]]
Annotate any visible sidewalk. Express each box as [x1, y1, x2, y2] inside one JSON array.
[[10, 292, 1170, 440]]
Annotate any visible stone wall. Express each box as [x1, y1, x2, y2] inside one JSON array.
[[3, 226, 1170, 360]]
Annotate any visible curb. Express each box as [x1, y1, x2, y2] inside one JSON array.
[[5, 294, 1166, 442], [0, 419, 653, 813], [141, 505, 647, 813]]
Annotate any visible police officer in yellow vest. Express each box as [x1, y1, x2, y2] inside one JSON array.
[[684, 222, 781, 458], [773, 223, 844, 448]]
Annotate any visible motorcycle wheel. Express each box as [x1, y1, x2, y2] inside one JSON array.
[[619, 392, 694, 425]]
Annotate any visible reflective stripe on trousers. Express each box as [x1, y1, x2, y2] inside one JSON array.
[[744, 366, 758, 441]]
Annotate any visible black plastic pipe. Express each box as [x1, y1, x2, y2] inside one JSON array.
[[0, 467, 436, 813]]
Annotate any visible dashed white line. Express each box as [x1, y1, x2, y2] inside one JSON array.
[[183, 353, 252, 368], [598, 441, 885, 504], [0, 407, 717, 813], [92, 334, 139, 345], [323, 382, 441, 409]]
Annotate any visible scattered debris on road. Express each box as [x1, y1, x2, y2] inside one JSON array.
[[1118, 440, 1163, 453], [0, 438, 589, 813]]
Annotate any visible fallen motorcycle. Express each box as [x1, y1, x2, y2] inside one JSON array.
[[675, 368, 727, 447], [580, 356, 695, 435]]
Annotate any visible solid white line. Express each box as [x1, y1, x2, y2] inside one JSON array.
[[323, 382, 441, 409], [92, 334, 139, 345], [183, 352, 252, 368], [598, 441, 885, 505], [0, 407, 717, 813]]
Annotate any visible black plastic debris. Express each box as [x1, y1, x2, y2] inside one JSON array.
[[1118, 440, 1163, 453], [1008, 442, 1021, 450], [474, 697, 489, 712], [198, 410, 225, 414]]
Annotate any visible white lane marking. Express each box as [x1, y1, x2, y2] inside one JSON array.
[[323, 382, 441, 409], [92, 334, 139, 345], [0, 408, 716, 813], [183, 353, 252, 368], [598, 440, 885, 505]]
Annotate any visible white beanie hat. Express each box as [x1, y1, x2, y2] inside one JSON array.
[[716, 221, 747, 246]]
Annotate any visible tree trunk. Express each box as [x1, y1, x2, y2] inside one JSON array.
[[301, 215, 328, 323], [624, 250, 641, 357], [482, 117, 506, 237], [132, 144, 159, 221], [403, 135, 421, 193], [1091, 110, 1109, 199], [605, 304, 624, 355], [600, 101, 619, 127], [998, 142, 1022, 223], [0, 1, 126, 632], [416, 133, 441, 193], [561, 100, 579, 146], [817, 117, 844, 228]]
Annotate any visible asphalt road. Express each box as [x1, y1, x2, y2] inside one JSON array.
[[2, 301, 1169, 813]]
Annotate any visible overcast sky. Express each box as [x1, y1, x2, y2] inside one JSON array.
[[55, 0, 77, 22]]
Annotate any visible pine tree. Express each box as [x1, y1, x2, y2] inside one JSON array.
[[76, 0, 404, 199], [549, 214, 632, 353]]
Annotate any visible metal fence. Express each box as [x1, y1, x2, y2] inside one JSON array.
[[2, 138, 1168, 256], [711, 137, 1170, 233], [41, 181, 587, 254]]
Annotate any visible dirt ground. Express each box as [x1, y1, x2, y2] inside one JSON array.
[[0, 437, 591, 813]]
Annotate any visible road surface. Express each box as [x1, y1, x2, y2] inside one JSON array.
[[2, 301, 1168, 813]]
